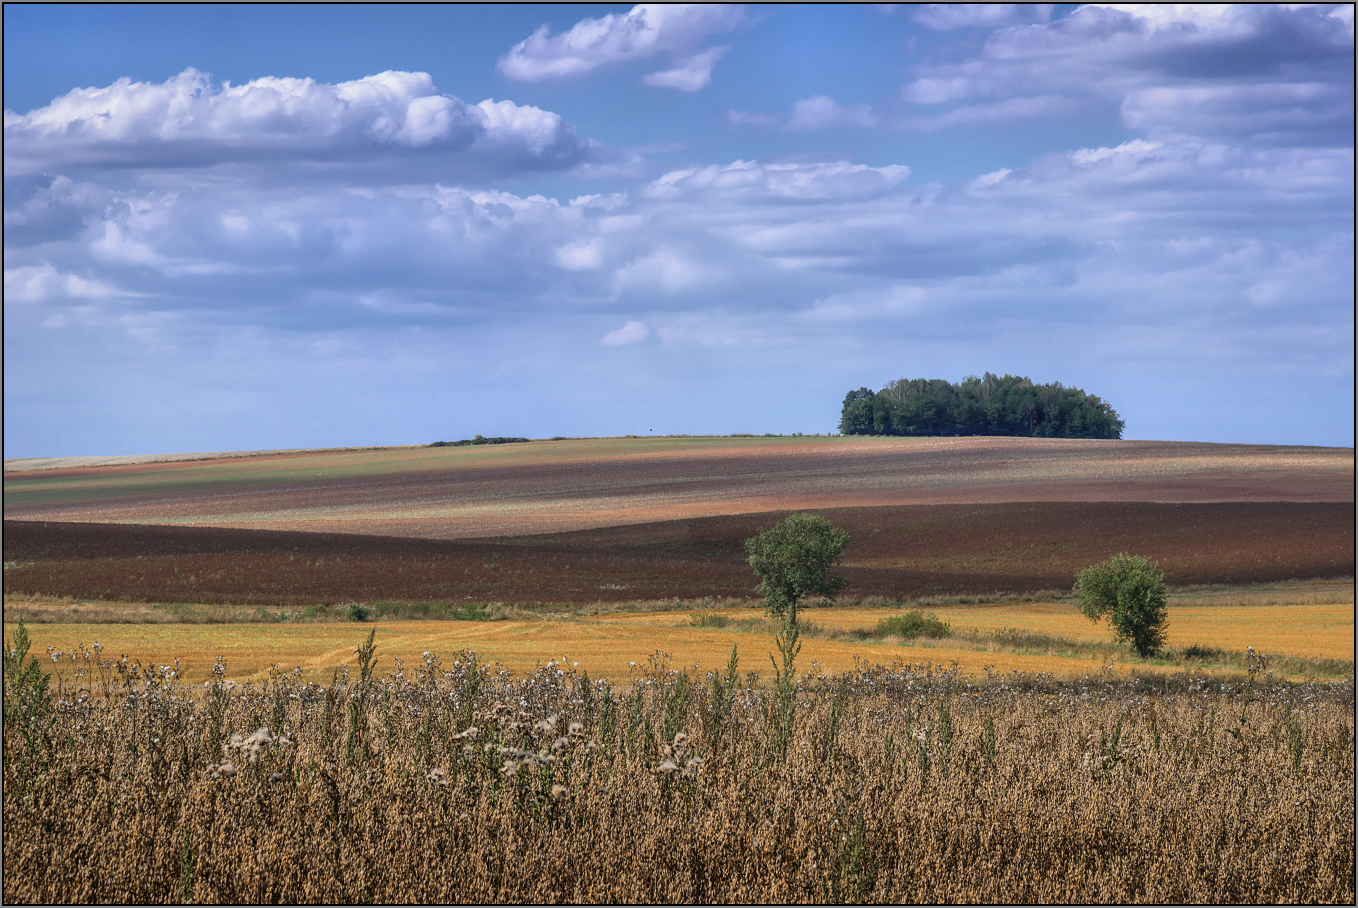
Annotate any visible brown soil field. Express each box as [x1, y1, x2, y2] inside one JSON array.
[[4, 436, 1352, 540], [4, 501, 1352, 606], [2, 444, 394, 473]]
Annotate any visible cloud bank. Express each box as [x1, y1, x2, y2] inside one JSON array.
[[4, 3, 1352, 454], [4, 68, 618, 179], [730, 4, 1352, 140]]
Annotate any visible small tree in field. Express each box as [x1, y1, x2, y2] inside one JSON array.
[[1074, 553, 1168, 657], [745, 513, 851, 625], [745, 513, 850, 759]]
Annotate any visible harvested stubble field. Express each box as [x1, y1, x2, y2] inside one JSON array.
[[3, 641, 1353, 904], [5, 580, 1353, 685]]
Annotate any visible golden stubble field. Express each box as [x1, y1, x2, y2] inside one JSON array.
[[9, 580, 1351, 686]]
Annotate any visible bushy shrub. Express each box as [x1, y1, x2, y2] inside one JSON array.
[[1182, 643, 1223, 660], [875, 611, 950, 639], [346, 603, 371, 622], [1074, 554, 1168, 657]]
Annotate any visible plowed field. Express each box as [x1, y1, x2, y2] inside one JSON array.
[[4, 501, 1352, 606], [6, 437, 1351, 607], [5, 436, 1351, 540]]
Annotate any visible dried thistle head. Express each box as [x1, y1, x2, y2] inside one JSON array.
[[550, 784, 569, 801]]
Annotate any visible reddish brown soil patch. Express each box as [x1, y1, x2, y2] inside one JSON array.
[[5, 501, 1351, 606]]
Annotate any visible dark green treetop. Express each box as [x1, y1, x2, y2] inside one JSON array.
[[840, 372, 1124, 439], [1074, 553, 1168, 658], [744, 514, 850, 622]]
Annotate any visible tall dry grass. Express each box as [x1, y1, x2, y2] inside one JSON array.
[[4, 630, 1353, 904]]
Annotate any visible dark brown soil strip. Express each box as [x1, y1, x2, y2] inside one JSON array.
[[3, 501, 1352, 606]]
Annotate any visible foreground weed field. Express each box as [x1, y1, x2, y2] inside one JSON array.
[[3, 630, 1352, 904]]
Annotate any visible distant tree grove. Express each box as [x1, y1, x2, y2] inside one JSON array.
[[839, 373, 1125, 439], [429, 435, 531, 448]]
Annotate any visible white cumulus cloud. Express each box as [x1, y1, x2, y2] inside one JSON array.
[[3, 68, 612, 178], [737, 92, 1080, 133], [1068, 138, 1161, 165], [806, 285, 926, 322], [4, 263, 123, 303], [497, 4, 744, 87], [912, 4, 1054, 31], [896, 4, 1354, 144], [786, 96, 878, 131], [644, 160, 910, 201], [1122, 82, 1355, 145], [642, 45, 731, 91], [601, 320, 651, 345]]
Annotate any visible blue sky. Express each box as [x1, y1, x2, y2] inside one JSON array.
[[4, 3, 1353, 456]]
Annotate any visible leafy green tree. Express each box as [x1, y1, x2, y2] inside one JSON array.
[[745, 513, 851, 624], [838, 388, 877, 435], [1074, 554, 1168, 657], [745, 514, 850, 761]]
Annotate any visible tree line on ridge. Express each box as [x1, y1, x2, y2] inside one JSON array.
[[839, 373, 1124, 439]]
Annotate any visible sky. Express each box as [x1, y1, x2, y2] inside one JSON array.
[[4, 3, 1354, 457]]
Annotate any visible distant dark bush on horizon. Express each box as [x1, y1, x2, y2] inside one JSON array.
[[429, 435, 532, 448]]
